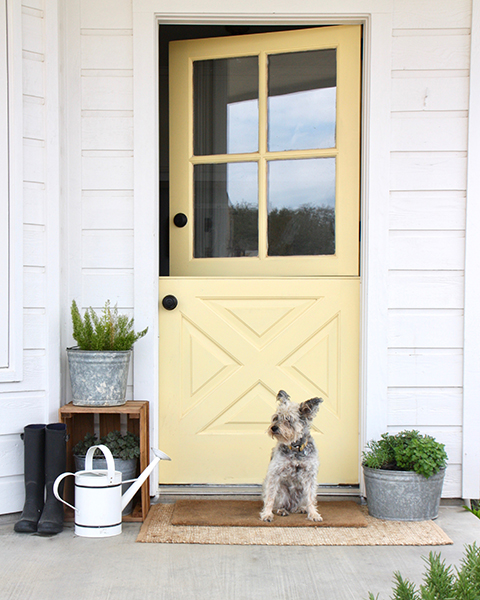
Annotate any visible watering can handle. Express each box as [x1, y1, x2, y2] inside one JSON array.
[[53, 472, 76, 512], [85, 444, 116, 484]]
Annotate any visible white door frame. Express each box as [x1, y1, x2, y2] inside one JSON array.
[[132, 0, 393, 495]]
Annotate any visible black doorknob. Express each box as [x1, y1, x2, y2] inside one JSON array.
[[173, 213, 188, 228], [162, 295, 178, 311]]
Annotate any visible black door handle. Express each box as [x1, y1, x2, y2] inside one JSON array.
[[173, 213, 188, 228], [162, 295, 178, 311]]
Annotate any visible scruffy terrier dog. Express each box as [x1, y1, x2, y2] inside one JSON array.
[[260, 390, 323, 522]]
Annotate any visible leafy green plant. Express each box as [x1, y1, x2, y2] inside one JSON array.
[[73, 430, 140, 461], [463, 500, 480, 520], [366, 543, 480, 600], [362, 430, 447, 479], [70, 300, 148, 351]]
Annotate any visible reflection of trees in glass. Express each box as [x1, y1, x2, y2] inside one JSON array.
[[228, 202, 335, 257], [268, 204, 335, 256], [229, 202, 258, 257]]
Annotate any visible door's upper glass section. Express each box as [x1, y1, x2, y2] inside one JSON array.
[[170, 26, 361, 276], [192, 48, 338, 259], [193, 57, 259, 156], [268, 49, 336, 152]]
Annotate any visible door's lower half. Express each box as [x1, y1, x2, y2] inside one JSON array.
[[158, 276, 359, 485]]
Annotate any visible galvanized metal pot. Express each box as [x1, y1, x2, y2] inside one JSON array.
[[363, 466, 445, 521], [67, 348, 131, 407]]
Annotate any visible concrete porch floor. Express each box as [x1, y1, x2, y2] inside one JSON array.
[[1, 499, 480, 600]]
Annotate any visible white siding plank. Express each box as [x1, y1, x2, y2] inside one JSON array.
[[81, 35, 132, 70], [0, 435, 23, 477], [23, 226, 45, 268], [389, 192, 465, 231], [388, 272, 464, 308], [391, 77, 469, 112], [82, 230, 134, 269], [22, 12, 44, 56], [82, 271, 134, 307], [393, 0, 471, 29], [82, 154, 133, 190], [388, 350, 463, 387], [443, 464, 462, 498], [388, 309, 464, 348], [0, 394, 45, 436], [0, 476, 24, 514], [23, 98, 44, 140], [82, 193, 133, 229], [389, 231, 465, 270], [390, 152, 467, 191], [22, 56, 43, 98], [23, 267, 46, 308], [392, 35, 470, 71], [23, 310, 46, 350], [81, 76, 133, 110], [23, 142, 45, 184], [388, 388, 463, 426], [391, 114, 468, 152], [82, 115, 133, 150], [22, 0, 43, 10], [23, 184, 45, 226], [80, 0, 132, 29]]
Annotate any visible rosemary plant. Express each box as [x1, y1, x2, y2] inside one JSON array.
[[71, 300, 148, 351]]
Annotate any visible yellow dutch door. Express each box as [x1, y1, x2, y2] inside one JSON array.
[[159, 26, 361, 485]]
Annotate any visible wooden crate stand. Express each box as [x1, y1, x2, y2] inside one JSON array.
[[59, 401, 150, 522]]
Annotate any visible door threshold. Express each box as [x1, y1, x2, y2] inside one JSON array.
[[156, 484, 361, 500]]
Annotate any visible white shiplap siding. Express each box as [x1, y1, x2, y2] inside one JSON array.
[[75, 0, 135, 400], [388, 0, 470, 496]]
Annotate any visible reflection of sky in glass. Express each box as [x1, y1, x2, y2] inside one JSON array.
[[226, 162, 258, 208], [268, 158, 335, 210], [268, 87, 336, 152], [227, 99, 259, 154]]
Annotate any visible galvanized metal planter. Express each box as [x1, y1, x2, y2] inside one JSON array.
[[67, 348, 131, 407], [363, 466, 446, 521]]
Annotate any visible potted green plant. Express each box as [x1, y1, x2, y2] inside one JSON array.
[[67, 300, 148, 406], [73, 431, 140, 516], [362, 430, 448, 521]]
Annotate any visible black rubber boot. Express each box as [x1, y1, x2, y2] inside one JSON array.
[[14, 424, 46, 533], [37, 423, 67, 535]]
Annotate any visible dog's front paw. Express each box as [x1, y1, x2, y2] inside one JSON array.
[[276, 508, 289, 517], [308, 511, 323, 522], [260, 510, 274, 522]]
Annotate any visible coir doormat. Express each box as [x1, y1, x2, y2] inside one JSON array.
[[170, 499, 366, 527], [136, 500, 453, 546]]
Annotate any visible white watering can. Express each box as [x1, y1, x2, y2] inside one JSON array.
[[53, 444, 171, 538]]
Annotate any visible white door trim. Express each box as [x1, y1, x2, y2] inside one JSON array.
[[0, 0, 23, 383], [132, 0, 393, 494], [463, 0, 480, 500]]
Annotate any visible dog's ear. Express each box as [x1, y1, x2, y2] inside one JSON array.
[[276, 390, 290, 404], [299, 397, 323, 420]]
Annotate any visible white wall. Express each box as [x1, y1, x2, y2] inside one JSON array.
[[387, 0, 471, 497], [63, 0, 136, 399], [0, 0, 476, 514]]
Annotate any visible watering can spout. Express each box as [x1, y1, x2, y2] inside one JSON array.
[[121, 448, 171, 512]]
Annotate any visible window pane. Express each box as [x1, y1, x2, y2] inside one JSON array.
[[194, 162, 258, 258], [268, 158, 335, 256], [268, 49, 336, 152], [194, 57, 259, 155]]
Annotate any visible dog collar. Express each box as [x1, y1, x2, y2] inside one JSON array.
[[289, 440, 308, 452]]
